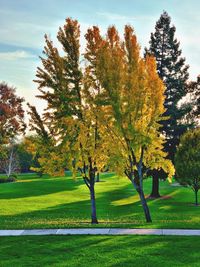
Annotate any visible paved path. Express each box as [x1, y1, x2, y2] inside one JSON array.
[[0, 228, 200, 236]]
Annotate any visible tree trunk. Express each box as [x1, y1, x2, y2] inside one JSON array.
[[96, 172, 100, 182], [195, 190, 198, 206], [138, 188, 152, 223], [130, 178, 152, 223], [90, 184, 98, 224], [149, 175, 161, 198], [6, 148, 13, 178]]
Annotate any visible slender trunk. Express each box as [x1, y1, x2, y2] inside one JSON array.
[[138, 161, 152, 223], [89, 184, 98, 224], [127, 147, 152, 223], [195, 190, 198, 206], [150, 175, 161, 198], [96, 172, 100, 182], [7, 148, 14, 178], [130, 176, 152, 223], [137, 187, 152, 223]]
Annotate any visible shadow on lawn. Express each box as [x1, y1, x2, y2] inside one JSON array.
[[0, 176, 84, 200], [1, 235, 200, 266], [0, 184, 159, 229], [1, 175, 199, 229]]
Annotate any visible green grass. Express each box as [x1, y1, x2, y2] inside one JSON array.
[[0, 172, 200, 229], [0, 235, 200, 266]]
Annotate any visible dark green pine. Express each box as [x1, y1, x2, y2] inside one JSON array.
[[145, 11, 191, 199], [145, 11, 190, 161]]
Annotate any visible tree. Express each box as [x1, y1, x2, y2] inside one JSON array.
[[145, 11, 190, 197], [27, 105, 66, 177], [29, 18, 109, 224], [16, 136, 42, 173], [187, 75, 200, 124], [84, 26, 104, 183], [0, 82, 26, 177], [175, 129, 200, 206], [0, 82, 26, 145], [0, 142, 19, 178], [147, 169, 167, 198], [96, 25, 174, 222]]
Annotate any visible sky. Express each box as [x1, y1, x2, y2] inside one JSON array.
[[0, 0, 200, 113]]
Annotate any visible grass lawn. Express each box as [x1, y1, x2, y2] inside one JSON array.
[[0, 172, 200, 229], [0, 235, 200, 266]]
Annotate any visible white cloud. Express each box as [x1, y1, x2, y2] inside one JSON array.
[[0, 50, 36, 61], [97, 12, 155, 22]]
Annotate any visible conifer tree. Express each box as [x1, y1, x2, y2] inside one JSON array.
[[145, 11, 190, 197], [187, 75, 200, 123]]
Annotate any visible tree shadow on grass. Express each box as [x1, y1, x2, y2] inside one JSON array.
[[0, 176, 84, 199], [0, 235, 200, 267], [0, 186, 163, 229], [1, 175, 199, 229]]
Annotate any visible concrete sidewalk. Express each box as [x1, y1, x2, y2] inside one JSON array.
[[0, 228, 200, 236]]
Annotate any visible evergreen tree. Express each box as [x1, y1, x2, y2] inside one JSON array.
[[187, 75, 200, 123], [145, 11, 190, 197]]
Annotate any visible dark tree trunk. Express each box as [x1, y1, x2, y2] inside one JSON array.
[[127, 148, 152, 223], [130, 176, 152, 223], [149, 175, 161, 198], [195, 190, 198, 206], [138, 188, 152, 223], [96, 172, 100, 182], [89, 184, 98, 224]]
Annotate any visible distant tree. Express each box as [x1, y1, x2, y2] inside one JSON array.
[[96, 25, 174, 222], [147, 169, 167, 198], [16, 138, 39, 173], [22, 135, 44, 177], [187, 75, 200, 124], [145, 11, 190, 197], [27, 106, 65, 177], [0, 82, 26, 178], [0, 82, 26, 145], [0, 142, 19, 178], [175, 129, 200, 206]]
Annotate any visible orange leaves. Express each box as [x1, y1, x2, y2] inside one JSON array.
[[92, 24, 173, 176], [0, 83, 26, 144], [30, 17, 174, 179]]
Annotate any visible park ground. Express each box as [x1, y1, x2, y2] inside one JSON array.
[[0, 172, 200, 266], [0, 235, 200, 266]]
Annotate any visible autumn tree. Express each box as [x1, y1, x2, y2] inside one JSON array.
[[0, 82, 26, 145], [0, 82, 26, 177], [175, 129, 200, 206], [16, 140, 33, 173], [27, 104, 67, 177], [96, 25, 174, 222], [84, 26, 104, 182], [29, 18, 109, 224], [145, 11, 190, 198]]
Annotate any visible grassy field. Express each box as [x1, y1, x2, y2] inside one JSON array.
[[0, 172, 200, 229], [0, 235, 200, 266]]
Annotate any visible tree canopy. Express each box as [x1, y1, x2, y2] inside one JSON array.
[[0, 82, 26, 145], [175, 128, 200, 205]]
